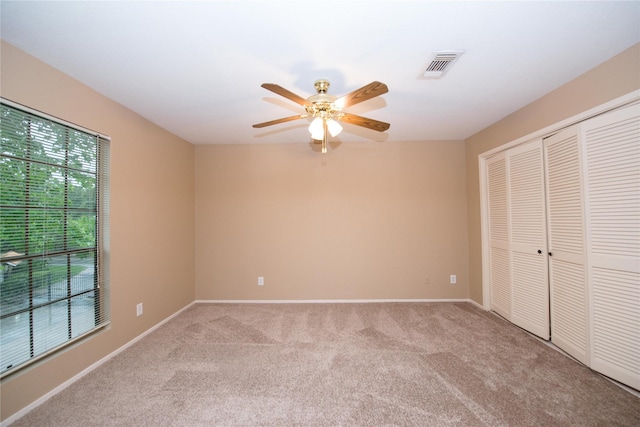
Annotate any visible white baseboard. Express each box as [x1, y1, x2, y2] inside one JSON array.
[[195, 298, 478, 304], [1, 301, 196, 427], [466, 298, 485, 310]]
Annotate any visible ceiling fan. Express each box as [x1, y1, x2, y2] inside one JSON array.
[[253, 79, 390, 153]]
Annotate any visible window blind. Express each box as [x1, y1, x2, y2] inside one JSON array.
[[0, 100, 110, 376]]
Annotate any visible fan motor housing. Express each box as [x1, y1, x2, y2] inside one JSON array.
[[306, 80, 338, 117]]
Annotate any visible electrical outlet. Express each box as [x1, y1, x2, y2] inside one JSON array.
[[450, 275, 457, 284], [424, 275, 431, 285], [136, 303, 143, 316], [258, 276, 264, 286]]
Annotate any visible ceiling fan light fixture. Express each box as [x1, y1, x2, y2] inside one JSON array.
[[309, 117, 324, 139], [327, 119, 343, 137]]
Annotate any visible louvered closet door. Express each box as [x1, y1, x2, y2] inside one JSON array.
[[508, 140, 549, 340], [544, 125, 590, 366], [487, 153, 511, 319], [582, 104, 640, 390]]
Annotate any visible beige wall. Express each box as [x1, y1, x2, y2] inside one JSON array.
[[465, 43, 640, 304], [0, 41, 195, 421], [195, 141, 469, 300]]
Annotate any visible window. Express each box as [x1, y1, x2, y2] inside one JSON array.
[[0, 100, 110, 376]]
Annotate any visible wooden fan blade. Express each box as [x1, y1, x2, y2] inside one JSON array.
[[335, 81, 388, 109], [253, 115, 307, 128], [340, 113, 390, 132], [261, 83, 311, 107]]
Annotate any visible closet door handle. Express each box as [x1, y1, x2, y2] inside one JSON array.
[[537, 250, 542, 254], [548, 252, 553, 256]]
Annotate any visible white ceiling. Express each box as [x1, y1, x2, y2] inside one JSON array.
[[1, 1, 639, 146]]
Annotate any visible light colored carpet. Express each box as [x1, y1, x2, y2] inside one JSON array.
[[11, 302, 640, 426]]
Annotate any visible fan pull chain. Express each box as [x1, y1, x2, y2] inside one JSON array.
[[322, 120, 328, 154]]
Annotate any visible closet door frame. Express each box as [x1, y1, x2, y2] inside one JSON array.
[[479, 90, 639, 311]]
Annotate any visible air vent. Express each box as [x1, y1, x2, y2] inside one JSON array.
[[421, 50, 464, 79]]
